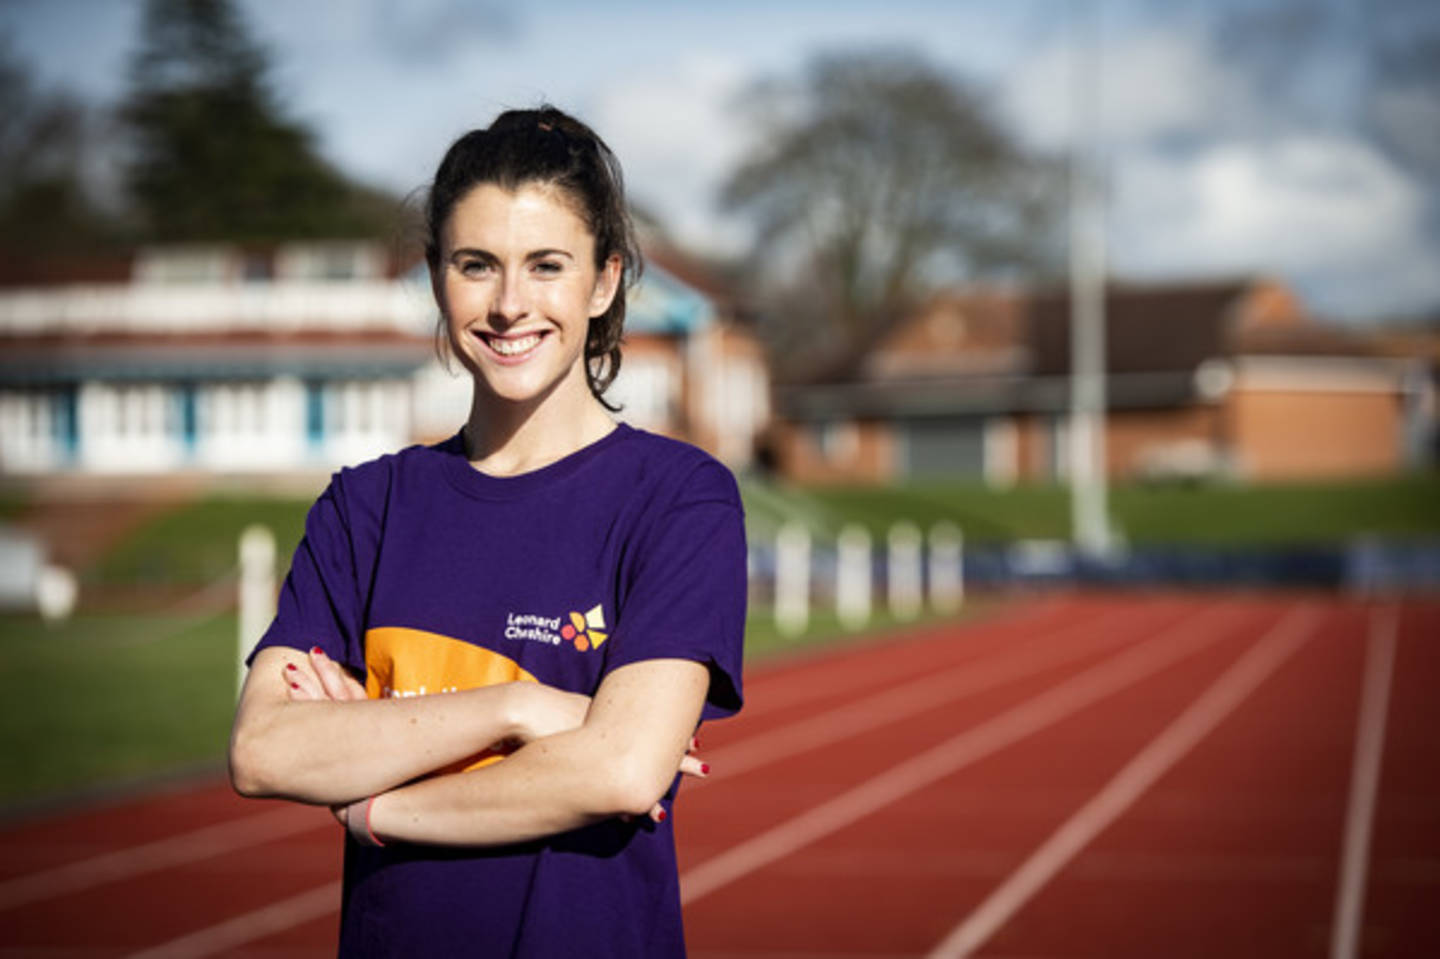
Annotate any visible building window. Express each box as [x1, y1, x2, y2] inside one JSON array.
[[818, 420, 859, 463]]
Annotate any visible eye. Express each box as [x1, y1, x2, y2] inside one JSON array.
[[457, 259, 492, 278], [532, 259, 564, 276]]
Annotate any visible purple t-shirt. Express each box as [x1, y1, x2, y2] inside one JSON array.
[[249, 423, 746, 957]]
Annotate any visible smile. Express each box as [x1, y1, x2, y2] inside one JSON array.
[[474, 330, 547, 361]]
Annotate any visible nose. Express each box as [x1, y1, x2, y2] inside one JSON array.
[[492, 271, 526, 325]]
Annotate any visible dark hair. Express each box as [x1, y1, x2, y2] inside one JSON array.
[[425, 106, 641, 408]]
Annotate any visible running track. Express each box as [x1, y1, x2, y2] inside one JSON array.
[[2, 592, 1436, 957]]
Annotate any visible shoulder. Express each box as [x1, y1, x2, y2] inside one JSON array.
[[325, 434, 460, 512], [611, 426, 742, 511]]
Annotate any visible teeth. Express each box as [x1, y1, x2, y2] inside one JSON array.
[[486, 333, 541, 356]]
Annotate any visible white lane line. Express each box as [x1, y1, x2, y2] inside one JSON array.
[[0, 805, 327, 911], [124, 880, 341, 959], [680, 601, 1253, 906], [738, 597, 1082, 720], [1330, 604, 1399, 959], [696, 603, 1177, 784], [926, 604, 1320, 959]]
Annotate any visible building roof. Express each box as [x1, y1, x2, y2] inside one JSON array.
[[775, 276, 1394, 421], [1028, 279, 1257, 376], [0, 331, 432, 386]]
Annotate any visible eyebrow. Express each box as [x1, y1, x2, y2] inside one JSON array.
[[449, 247, 575, 263]]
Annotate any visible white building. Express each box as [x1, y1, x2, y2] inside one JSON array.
[[0, 241, 771, 477]]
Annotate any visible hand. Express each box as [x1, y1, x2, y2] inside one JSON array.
[[283, 646, 367, 702], [622, 735, 708, 825], [506, 682, 591, 746]]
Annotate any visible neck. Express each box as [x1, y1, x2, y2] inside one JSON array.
[[463, 378, 615, 477]]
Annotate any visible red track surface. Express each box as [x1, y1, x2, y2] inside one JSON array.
[[2, 593, 1435, 957]]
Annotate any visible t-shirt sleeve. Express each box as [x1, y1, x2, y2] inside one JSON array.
[[246, 472, 374, 677], [607, 459, 746, 720]]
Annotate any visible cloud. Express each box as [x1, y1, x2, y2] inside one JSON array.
[[369, 0, 520, 64], [587, 54, 756, 255], [1002, 27, 1246, 152], [1112, 135, 1440, 318], [999, 15, 1440, 319]]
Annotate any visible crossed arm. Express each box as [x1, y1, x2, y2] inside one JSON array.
[[229, 645, 710, 846]]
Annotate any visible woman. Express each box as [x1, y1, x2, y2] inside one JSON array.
[[229, 106, 746, 957]]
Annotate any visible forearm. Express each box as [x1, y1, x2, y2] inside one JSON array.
[[369, 726, 663, 847], [230, 684, 523, 804], [366, 659, 710, 847]]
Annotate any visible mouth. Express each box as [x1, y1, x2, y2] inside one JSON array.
[[472, 329, 548, 362]]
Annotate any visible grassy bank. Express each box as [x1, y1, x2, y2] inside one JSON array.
[[741, 473, 1440, 545], [74, 474, 1440, 593], [0, 604, 973, 807], [0, 611, 238, 807]]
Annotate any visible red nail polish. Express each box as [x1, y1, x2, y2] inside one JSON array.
[[310, 646, 324, 656], [656, 808, 667, 822], [701, 764, 710, 775], [694, 738, 702, 750], [289, 681, 299, 690], [285, 663, 297, 671]]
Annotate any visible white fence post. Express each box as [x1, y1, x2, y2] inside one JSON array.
[[775, 522, 811, 637], [929, 521, 964, 615], [888, 521, 923, 622], [836, 523, 872, 630], [238, 524, 276, 698]]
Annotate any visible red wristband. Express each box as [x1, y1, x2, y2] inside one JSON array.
[[346, 796, 385, 847]]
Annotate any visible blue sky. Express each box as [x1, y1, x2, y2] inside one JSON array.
[[4, 0, 1438, 322]]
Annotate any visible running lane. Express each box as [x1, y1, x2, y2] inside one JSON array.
[[678, 596, 1290, 954]]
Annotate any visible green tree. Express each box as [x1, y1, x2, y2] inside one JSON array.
[[722, 50, 1063, 381], [0, 40, 118, 255], [120, 0, 394, 243]]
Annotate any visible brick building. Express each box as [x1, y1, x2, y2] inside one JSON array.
[[773, 278, 1434, 484]]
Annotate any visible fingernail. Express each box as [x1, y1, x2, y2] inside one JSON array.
[[694, 738, 702, 749], [700, 763, 710, 775], [285, 663, 297, 671], [657, 808, 667, 822], [310, 646, 324, 656], [289, 682, 300, 690]]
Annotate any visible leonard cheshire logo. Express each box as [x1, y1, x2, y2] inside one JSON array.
[[504, 604, 609, 652]]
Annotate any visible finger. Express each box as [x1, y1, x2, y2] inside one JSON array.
[[284, 662, 322, 700], [340, 670, 369, 701], [679, 755, 710, 778], [689, 736, 699, 753], [308, 646, 352, 701], [649, 803, 668, 824]]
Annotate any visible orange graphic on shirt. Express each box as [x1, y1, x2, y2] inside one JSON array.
[[559, 604, 608, 652], [365, 626, 538, 771]]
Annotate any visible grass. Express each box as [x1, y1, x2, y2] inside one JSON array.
[[92, 495, 311, 586], [743, 603, 983, 664], [78, 474, 1440, 594], [0, 601, 970, 808], [0, 611, 239, 807], [741, 473, 1440, 545]]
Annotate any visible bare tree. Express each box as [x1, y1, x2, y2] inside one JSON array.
[[721, 50, 1063, 381]]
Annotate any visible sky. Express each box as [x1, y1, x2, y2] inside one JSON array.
[[3, 0, 1438, 323]]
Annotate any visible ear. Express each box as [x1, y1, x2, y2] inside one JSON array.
[[588, 254, 623, 318], [428, 258, 446, 313]]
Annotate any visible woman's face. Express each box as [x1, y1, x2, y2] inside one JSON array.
[[433, 182, 621, 409]]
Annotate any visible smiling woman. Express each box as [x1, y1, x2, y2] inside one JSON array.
[[435, 182, 620, 421], [228, 106, 746, 958]]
